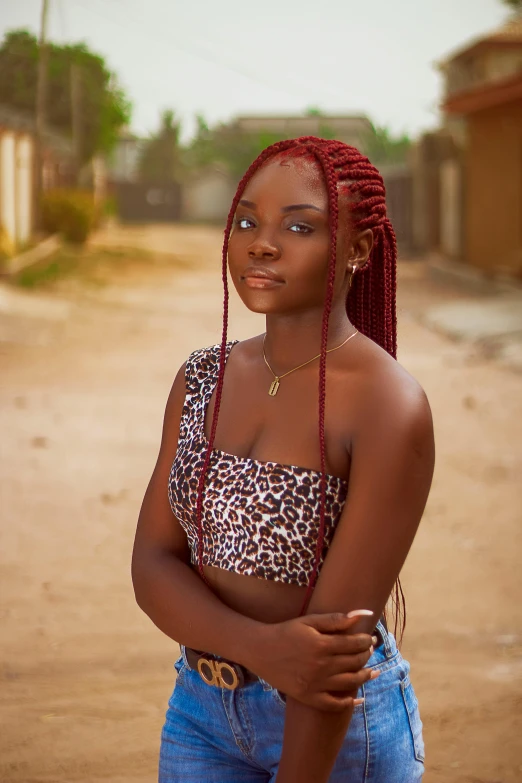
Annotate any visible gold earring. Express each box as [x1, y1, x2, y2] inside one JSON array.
[[347, 263, 357, 294]]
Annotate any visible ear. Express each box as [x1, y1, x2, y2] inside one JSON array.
[[347, 229, 373, 271]]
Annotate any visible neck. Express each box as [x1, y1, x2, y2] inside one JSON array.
[[263, 300, 355, 370]]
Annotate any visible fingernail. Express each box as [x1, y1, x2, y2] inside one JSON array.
[[370, 669, 380, 679], [353, 698, 365, 706], [369, 645, 374, 655], [346, 609, 374, 618], [372, 635, 378, 646]]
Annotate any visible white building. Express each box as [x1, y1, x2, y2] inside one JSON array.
[[0, 106, 73, 253]]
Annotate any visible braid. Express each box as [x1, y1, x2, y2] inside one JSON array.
[[194, 136, 405, 641], [300, 145, 339, 614], [194, 140, 292, 583]]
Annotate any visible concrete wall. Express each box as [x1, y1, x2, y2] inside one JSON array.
[[440, 158, 463, 260], [0, 130, 34, 250], [182, 170, 236, 223], [15, 135, 33, 246], [466, 100, 522, 276], [0, 131, 17, 244], [380, 164, 414, 255], [411, 131, 464, 257], [110, 138, 144, 182]]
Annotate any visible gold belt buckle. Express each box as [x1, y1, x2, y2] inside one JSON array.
[[197, 656, 241, 690]]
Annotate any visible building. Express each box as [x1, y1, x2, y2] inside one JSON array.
[[231, 114, 373, 149], [0, 105, 74, 252], [108, 129, 145, 183], [439, 15, 522, 277], [182, 164, 236, 223]]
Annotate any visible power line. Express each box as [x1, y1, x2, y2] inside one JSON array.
[[70, 0, 346, 104]]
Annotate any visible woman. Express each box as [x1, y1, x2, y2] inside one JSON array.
[[132, 136, 435, 782]]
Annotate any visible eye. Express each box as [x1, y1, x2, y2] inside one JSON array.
[[235, 217, 255, 230], [288, 222, 313, 234]]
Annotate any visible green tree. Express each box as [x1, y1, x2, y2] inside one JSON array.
[[182, 117, 283, 179], [181, 114, 216, 171], [212, 127, 282, 178], [138, 110, 182, 182], [0, 29, 131, 162], [361, 125, 412, 166]]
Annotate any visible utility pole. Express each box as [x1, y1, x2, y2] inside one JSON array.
[[34, 0, 50, 231], [70, 63, 82, 185]]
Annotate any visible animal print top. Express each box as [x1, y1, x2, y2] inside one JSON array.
[[168, 341, 348, 587]]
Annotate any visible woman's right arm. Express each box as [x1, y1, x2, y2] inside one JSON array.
[[131, 361, 264, 665], [131, 362, 375, 709]]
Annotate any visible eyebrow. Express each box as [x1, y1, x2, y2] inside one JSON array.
[[238, 199, 324, 214]]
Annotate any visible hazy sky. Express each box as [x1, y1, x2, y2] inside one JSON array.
[[1, 0, 509, 141]]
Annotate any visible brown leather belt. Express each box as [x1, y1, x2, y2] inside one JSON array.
[[184, 624, 386, 691]]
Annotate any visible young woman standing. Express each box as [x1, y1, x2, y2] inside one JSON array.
[[132, 136, 435, 782]]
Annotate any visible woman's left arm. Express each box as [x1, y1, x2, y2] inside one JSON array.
[[276, 377, 435, 783]]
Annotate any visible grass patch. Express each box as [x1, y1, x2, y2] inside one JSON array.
[[12, 245, 182, 290]]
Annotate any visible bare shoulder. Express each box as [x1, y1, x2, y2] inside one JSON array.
[[348, 334, 433, 439], [225, 334, 263, 373]]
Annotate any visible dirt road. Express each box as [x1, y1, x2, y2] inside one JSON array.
[[1, 225, 521, 782]]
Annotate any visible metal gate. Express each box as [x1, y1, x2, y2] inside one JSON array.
[[114, 182, 182, 222]]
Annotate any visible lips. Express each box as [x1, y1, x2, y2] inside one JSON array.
[[241, 266, 284, 284]]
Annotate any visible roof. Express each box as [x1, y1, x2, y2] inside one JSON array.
[[489, 14, 522, 42], [235, 113, 371, 123], [438, 14, 522, 68], [443, 71, 522, 114], [0, 104, 73, 156], [233, 114, 373, 134]]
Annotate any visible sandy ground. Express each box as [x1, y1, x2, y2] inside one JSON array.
[[1, 224, 521, 783]]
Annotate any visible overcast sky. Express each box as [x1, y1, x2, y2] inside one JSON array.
[[1, 0, 509, 141]]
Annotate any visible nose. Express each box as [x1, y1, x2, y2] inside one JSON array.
[[247, 232, 281, 261]]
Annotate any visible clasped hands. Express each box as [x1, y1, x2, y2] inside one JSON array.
[[248, 609, 380, 712]]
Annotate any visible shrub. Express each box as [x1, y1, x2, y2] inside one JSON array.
[[0, 223, 15, 261], [41, 190, 96, 245], [101, 194, 117, 218]]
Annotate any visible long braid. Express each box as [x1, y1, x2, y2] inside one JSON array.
[[194, 141, 291, 582], [300, 146, 339, 614], [193, 205, 231, 586], [194, 136, 404, 640]]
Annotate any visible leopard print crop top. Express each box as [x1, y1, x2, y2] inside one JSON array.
[[168, 341, 348, 587]]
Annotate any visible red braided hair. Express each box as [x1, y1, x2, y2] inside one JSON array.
[[194, 136, 405, 640]]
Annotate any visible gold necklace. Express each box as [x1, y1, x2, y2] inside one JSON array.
[[262, 329, 359, 396]]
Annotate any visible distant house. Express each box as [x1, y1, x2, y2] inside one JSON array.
[[108, 130, 145, 183], [439, 16, 522, 101], [107, 130, 184, 223], [439, 15, 522, 276], [0, 105, 74, 251], [229, 114, 416, 253], [230, 114, 373, 149], [182, 164, 236, 223]]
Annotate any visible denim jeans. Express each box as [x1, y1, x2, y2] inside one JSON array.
[[159, 621, 425, 782]]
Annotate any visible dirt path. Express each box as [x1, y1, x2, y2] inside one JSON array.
[[1, 225, 521, 783]]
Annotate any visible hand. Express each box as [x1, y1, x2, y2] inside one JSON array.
[[248, 610, 378, 712]]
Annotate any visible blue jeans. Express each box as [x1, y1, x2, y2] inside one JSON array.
[[159, 622, 425, 782]]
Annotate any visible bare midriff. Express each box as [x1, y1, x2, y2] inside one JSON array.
[[203, 565, 309, 624]]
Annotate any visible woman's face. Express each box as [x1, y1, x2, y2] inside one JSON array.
[[227, 155, 363, 316]]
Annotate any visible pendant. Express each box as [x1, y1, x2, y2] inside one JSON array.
[[268, 377, 280, 396]]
